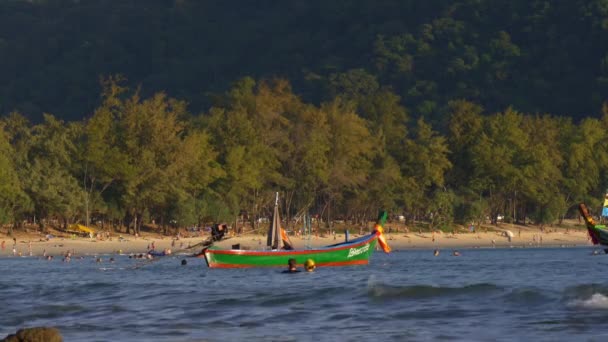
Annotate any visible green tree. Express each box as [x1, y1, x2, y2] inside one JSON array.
[[400, 117, 451, 220], [110, 87, 221, 234], [0, 124, 28, 230], [518, 115, 563, 225], [26, 114, 86, 229], [284, 104, 331, 219], [356, 89, 409, 216], [320, 98, 374, 225], [445, 100, 485, 223], [469, 108, 527, 223], [78, 76, 130, 228], [0, 113, 33, 232], [204, 78, 293, 223]]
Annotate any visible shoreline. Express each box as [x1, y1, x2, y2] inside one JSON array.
[[0, 228, 594, 258]]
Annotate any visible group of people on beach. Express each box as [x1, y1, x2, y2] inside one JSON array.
[[1, 239, 36, 257], [1, 238, 21, 256], [2, 241, 164, 263]]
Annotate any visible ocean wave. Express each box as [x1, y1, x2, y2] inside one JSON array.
[[1, 248, 603, 341], [501, 287, 553, 306], [367, 282, 503, 299], [567, 293, 608, 310], [563, 284, 608, 301], [13, 304, 90, 322]]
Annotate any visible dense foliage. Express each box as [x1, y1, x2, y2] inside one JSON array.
[[1, 0, 608, 122], [2, 0, 608, 232], [2, 76, 608, 232]]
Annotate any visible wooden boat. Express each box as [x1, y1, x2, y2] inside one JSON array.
[[203, 194, 391, 268], [579, 203, 608, 247]]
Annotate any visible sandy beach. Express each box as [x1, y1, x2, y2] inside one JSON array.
[[0, 224, 593, 258]]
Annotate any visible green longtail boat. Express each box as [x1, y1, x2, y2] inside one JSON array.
[[579, 203, 608, 249], [204, 194, 391, 268]]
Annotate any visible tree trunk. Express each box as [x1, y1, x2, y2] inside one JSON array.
[[133, 214, 137, 235], [137, 214, 143, 234]]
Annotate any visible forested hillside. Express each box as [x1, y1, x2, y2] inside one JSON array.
[[1, 0, 608, 122], [1, 0, 608, 233]]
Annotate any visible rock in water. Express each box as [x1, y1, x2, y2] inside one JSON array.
[[2, 327, 62, 342]]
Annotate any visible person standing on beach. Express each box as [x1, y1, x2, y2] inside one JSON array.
[[1, 240, 4, 250]]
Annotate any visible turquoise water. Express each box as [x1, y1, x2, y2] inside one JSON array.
[[1, 247, 608, 341]]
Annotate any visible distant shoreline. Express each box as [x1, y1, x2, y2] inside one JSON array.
[[0, 227, 594, 258]]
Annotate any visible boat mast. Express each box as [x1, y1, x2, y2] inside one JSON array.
[[267, 192, 283, 250], [302, 213, 310, 249]]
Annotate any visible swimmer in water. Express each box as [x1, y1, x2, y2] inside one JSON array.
[[283, 258, 300, 273], [304, 259, 316, 272]]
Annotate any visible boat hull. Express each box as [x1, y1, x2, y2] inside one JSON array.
[[588, 224, 608, 246], [204, 233, 379, 268]]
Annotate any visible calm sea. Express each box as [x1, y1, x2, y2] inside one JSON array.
[[1, 247, 608, 342]]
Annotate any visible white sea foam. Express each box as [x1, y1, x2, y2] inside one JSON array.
[[366, 275, 386, 296], [367, 274, 381, 293], [569, 293, 608, 310]]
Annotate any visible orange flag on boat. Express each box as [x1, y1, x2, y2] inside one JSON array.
[[374, 224, 391, 253], [280, 228, 294, 250]]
